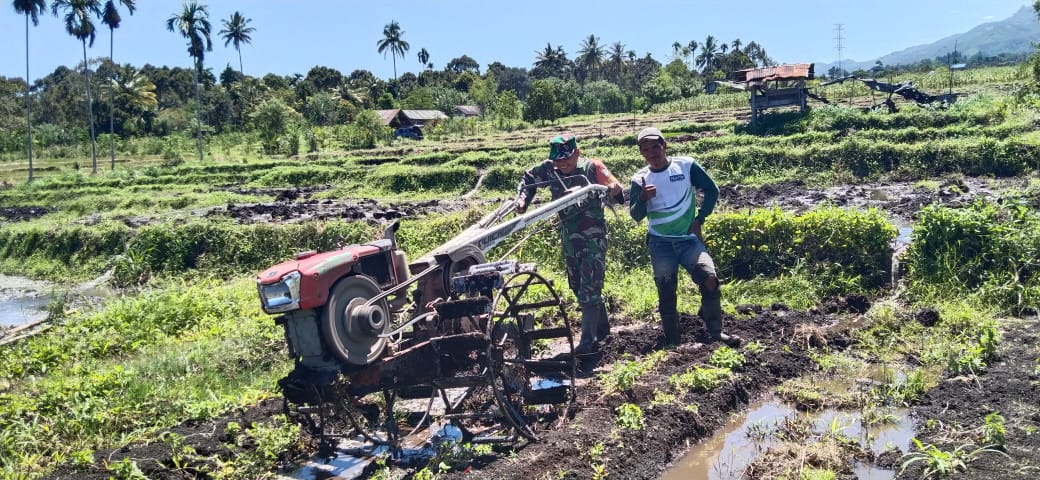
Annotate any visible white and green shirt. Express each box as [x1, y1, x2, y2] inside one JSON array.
[[629, 156, 719, 238]]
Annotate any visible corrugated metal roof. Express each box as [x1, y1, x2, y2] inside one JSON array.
[[401, 109, 449, 121], [735, 63, 814, 84], [375, 109, 400, 125], [456, 105, 482, 117]]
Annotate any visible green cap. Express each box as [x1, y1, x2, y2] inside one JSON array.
[[548, 133, 578, 160]]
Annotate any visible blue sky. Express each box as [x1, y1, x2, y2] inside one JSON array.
[[1, 0, 1033, 83]]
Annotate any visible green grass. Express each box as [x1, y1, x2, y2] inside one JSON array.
[[0, 278, 291, 477]]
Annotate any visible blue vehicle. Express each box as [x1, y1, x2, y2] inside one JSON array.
[[393, 125, 424, 140]]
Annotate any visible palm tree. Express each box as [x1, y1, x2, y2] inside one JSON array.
[[52, 0, 103, 174], [534, 43, 558, 69], [166, 1, 211, 162], [376, 20, 409, 89], [111, 66, 156, 109], [417, 47, 429, 69], [696, 35, 719, 76], [576, 34, 603, 84], [13, 0, 46, 182], [219, 11, 253, 78], [686, 40, 698, 59], [730, 38, 743, 54], [607, 41, 626, 86], [101, 0, 134, 171], [534, 43, 569, 78]]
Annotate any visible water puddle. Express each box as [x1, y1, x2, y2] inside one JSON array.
[[0, 294, 51, 327], [279, 424, 464, 480], [0, 273, 117, 329], [0, 273, 54, 327], [890, 225, 914, 284], [661, 396, 915, 480]]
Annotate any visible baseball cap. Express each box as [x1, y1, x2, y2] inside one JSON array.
[[548, 133, 578, 160], [637, 127, 664, 144]]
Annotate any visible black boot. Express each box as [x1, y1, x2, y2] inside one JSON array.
[[661, 312, 681, 346], [703, 286, 741, 348], [575, 304, 600, 355], [597, 302, 610, 341]]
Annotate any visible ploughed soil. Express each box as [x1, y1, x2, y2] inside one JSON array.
[[199, 194, 502, 225], [897, 316, 1040, 479], [42, 299, 1040, 479], [36, 170, 1040, 479], [185, 173, 1027, 227], [718, 175, 1035, 224]]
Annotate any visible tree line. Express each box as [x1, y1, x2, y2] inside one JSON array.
[[4, 2, 780, 180]]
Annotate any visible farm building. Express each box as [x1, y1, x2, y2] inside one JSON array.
[[375, 109, 449, 128], [717, 63, 815, 123]]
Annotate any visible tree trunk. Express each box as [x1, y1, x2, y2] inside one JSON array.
[[109, 30, 116, 171], [83, 40, 98, 174], [194, 60, 203, 162], [24, 14, 33, 182]]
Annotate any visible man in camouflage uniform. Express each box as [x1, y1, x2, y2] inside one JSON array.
[[516, 133, 625, 354]]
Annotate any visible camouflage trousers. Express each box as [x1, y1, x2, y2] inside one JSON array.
[[562, 230, 607, 306]]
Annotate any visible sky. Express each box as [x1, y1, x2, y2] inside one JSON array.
[[0, 0, 1034, 84]]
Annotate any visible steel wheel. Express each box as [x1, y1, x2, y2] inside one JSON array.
[[486, 270, 576, 441]]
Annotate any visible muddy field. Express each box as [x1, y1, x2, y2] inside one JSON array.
[[24, 169, 1040, 479], [198, 174, 1028, 227], [43, 296, 1040, 479]]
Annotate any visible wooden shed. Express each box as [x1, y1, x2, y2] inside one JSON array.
[[718, 63, 815, 123]]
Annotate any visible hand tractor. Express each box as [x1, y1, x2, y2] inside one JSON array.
[[256, 177, 609, 452]]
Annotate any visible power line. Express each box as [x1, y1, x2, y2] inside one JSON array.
[[833, 24, 845, 76]]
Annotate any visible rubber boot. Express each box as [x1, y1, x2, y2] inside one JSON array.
[[596, 302, 611, 341], [702, 286, 741, 348], [661, 312, 681, 346], [575, 304, 600, 355]]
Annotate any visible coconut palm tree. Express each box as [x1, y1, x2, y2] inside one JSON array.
[[696, 35, 719, 76], [576, 34, 604, 83], [13, 0, 46, 182], [534, 43, 569, 78], [52, 0, 103, 174], [376, 20, 409, 89], [219, 11, 253, 79], [101, 0, 134, 171], [166, 1, 211, 162]]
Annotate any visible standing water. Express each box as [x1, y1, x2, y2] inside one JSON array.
[[661, 396, 915, 480], [891, 225, 914, 285], [0, 274, 53, 327]]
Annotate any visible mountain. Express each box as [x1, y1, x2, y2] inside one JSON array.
[[815, 6, 1040, 74]]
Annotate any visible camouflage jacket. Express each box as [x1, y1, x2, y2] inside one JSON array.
[[517, 157, 624, 243]]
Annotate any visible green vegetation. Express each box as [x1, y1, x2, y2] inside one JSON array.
[[3, 38, 1040, 478], [900, 439, 1009, 478], [0, 279, 290, 477]]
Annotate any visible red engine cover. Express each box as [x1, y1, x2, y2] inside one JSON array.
[[257, 244, 383, 310]]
